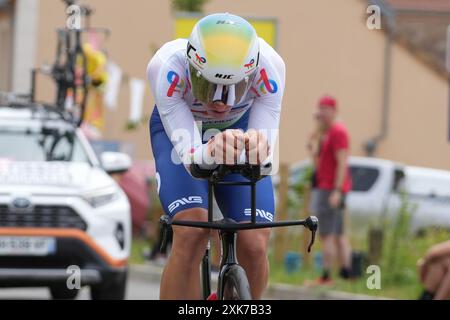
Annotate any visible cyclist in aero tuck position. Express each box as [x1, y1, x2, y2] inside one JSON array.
[[147, 13, 285, 300]]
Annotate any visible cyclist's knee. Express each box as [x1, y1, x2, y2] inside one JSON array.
[[238, 229, 270, 262], [171, 208, 209, 261]]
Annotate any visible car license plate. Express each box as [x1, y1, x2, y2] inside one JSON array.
[[0, 237, 56, 256]]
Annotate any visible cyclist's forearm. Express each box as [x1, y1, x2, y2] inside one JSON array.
[[161, 116, 202, 163]]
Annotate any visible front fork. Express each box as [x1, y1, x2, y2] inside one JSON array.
[[201, 230, 239, 300], [217, 231, 238, 300], [202, 240, 212, 300]]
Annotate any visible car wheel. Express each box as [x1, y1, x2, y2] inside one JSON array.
[[90, 270, 127, 300], [49, 285, 79, 300]]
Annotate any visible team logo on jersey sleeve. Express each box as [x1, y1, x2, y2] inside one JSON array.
[[167, 71, 187, 97], [250, 68, 278, 97]]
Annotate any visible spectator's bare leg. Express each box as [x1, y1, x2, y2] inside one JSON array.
[[322, 235, 337, 279], [337, 235, 352, 270], [422, 259, 446, 296], [434, 258, 450, 300]]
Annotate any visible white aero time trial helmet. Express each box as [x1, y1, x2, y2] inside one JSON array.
[[187, 13, 260, 106]]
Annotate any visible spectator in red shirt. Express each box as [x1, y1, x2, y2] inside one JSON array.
[[309, 95, 353, 284]]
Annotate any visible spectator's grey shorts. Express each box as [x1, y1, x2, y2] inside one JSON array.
[[310, 189, 346, 237]]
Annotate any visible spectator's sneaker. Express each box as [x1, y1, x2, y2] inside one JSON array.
[[418, 290, 434, 300], [339, 267, 354, 280]]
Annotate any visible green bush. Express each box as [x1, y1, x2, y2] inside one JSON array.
[[172, 0, 209, 13], [381, 192, 417, 285], [271, 171, 450, 299]]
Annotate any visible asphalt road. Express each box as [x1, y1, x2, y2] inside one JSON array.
[[0, 267, 161, 300], [0, 265, 268, 300], [0, 264, 380, 300]]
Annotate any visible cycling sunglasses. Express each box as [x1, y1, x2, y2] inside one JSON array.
[[188, 64, 258, 106]]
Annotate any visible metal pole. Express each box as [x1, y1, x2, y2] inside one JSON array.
[[364, 1, 395, 156], [30, 69, 37, 103]]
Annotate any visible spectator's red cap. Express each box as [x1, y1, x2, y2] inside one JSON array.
[[318, 95, 337, 110]]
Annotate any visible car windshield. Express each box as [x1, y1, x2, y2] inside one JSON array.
[[0, 129, 90, 163]]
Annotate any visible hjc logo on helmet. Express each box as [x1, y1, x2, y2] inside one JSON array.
[[215, 74, 233, 80]]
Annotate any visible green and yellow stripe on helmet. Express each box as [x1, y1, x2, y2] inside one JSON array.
[[197, 14, 257, 69]]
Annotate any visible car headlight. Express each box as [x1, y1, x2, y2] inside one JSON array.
[[82, 186, 120, 208]]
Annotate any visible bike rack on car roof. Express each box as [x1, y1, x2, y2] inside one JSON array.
[[27, 0, 110, 128], [0, 91, 75, 125]]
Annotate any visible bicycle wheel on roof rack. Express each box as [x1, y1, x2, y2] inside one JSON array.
[[69, 30, 89, 127], [53, 29, 70, 110], [221, 264, 252, 300]]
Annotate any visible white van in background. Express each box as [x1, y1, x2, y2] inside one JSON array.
[[289, 157, 450, 233]]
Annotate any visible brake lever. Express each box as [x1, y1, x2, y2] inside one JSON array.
[[159, 215, 171, 253], [307, 229, 317, 253], [305, 216, 318, 253]]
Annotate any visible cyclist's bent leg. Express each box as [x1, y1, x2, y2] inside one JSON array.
[[214, 174, 274, 299], [160, 208, 209, 300], [150, 108, 209, 300], [236, 228, 271, 299]]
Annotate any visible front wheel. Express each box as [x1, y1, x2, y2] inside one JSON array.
[[221, 265, 252, 300]]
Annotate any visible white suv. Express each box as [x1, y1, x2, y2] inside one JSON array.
[[289, 157, 450, 233], [0, 102, 131, 299]]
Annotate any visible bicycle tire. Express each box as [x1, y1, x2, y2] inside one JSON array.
[[221, 264, 252, 300], [63, 30, 89, 127]]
